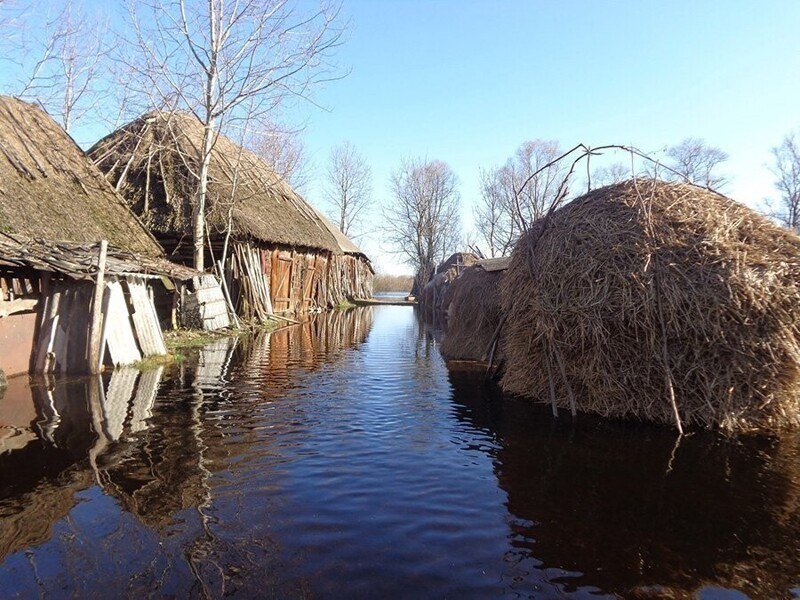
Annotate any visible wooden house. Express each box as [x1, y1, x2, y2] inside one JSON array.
[[88, 111, 374, 320], [0, 96, 226, 377]]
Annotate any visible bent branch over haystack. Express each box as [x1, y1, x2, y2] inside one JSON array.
[[500, 179, 800, 433]]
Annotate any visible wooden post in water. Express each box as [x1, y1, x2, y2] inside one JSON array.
[[88, 240, 108, 374]]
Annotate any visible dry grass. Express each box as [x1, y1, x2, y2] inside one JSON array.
[[419, 252, 478, 320], [440, 266, 504, 362], [500, 179, 800, 433]]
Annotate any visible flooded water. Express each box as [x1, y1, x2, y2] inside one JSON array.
[[1, 306, 799, 599]]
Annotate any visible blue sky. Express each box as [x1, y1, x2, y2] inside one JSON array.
[[286, 1, 800, 272], [4, 1, 800, 274]]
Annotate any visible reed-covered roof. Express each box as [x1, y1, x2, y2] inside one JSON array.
[[89, 111, 367, 257], [0, 96, 163, 257]]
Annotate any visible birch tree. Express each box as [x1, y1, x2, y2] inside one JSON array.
[[770, 130, 800, 232], [324, 141, 372, 237], [385, 158, 461, 291], [121, 0, 343, 270]]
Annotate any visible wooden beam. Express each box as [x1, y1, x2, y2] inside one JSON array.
[[88, 240, 108, 374]]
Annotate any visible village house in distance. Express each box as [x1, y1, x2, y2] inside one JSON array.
[[89, 111, 373, 321]]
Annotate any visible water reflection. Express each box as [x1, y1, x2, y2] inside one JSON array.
[[0, 308, 374, 595], [447, 368, 800, 598], [0, 305, 798, 598]]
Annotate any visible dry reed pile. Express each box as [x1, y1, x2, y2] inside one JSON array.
[[500, 179, 800, 433], [440, 266, 504, 362]]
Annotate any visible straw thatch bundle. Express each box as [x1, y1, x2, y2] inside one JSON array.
[[500, 179, 800, 433], [440, 263, 505, 362]]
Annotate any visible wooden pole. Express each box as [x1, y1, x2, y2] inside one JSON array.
[[88, 240, 108, 374], [217, 259, 241, 329]]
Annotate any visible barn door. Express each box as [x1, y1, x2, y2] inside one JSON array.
[[271, 251, 293, 312]]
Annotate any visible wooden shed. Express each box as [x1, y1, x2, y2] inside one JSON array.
[[0, 96, 226, 377], [0, 235, 206, 375], [88, 111, 374, 320]]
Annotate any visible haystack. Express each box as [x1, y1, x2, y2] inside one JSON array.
[[440, 258, 508, 362], [500, 179, 800, 433]]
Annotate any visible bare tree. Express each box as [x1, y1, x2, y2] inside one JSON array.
[[504, 140, 565, 230], [324, 141, 372, 237], [248, 122, 311, 192], [385, 158, 461, 291], [473, 167, 515, 257], [120, 0, 343, 270], [591, 161, 629, 188], [770, 130, 800, 232], [665, 137, 729, 190], [473, 140, 564, 256], [10, 0, 110, 136]]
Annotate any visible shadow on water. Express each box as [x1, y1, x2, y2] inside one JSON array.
[[446, 367, 800, 599]]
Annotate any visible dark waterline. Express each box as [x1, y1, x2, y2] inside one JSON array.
[[1, 306, 799, 599]]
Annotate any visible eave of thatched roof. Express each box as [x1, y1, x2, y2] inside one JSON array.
[[88, 111, 368, 259], [0, 234, 198, 282], [0, 96, 163, 258], [309, 204, 367, 256]]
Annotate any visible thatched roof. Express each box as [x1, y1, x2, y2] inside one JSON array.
[[88, 111, 367, 258], [0, 96, 162, 257], [475, 256, 510, 272], [310, 205, 364, 255], [500, 178, 800, 433]]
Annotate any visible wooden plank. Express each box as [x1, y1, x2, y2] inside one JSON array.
[[126, 276, 167, 357], [88, 240, 108, 374], [65, 284, 92, 373], [34, 286, 60, 373], [0, 298, 38, 318], [50, 286, 74, 373], [101, 280, 142, 366]]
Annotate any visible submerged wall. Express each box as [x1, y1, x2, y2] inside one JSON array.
[[0, 311, 36, 377]]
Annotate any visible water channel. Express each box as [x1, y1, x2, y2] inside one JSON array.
[[1, 305, 799, 598]]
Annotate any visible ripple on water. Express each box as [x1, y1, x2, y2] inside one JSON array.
[[0, 306, 798, 599]]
